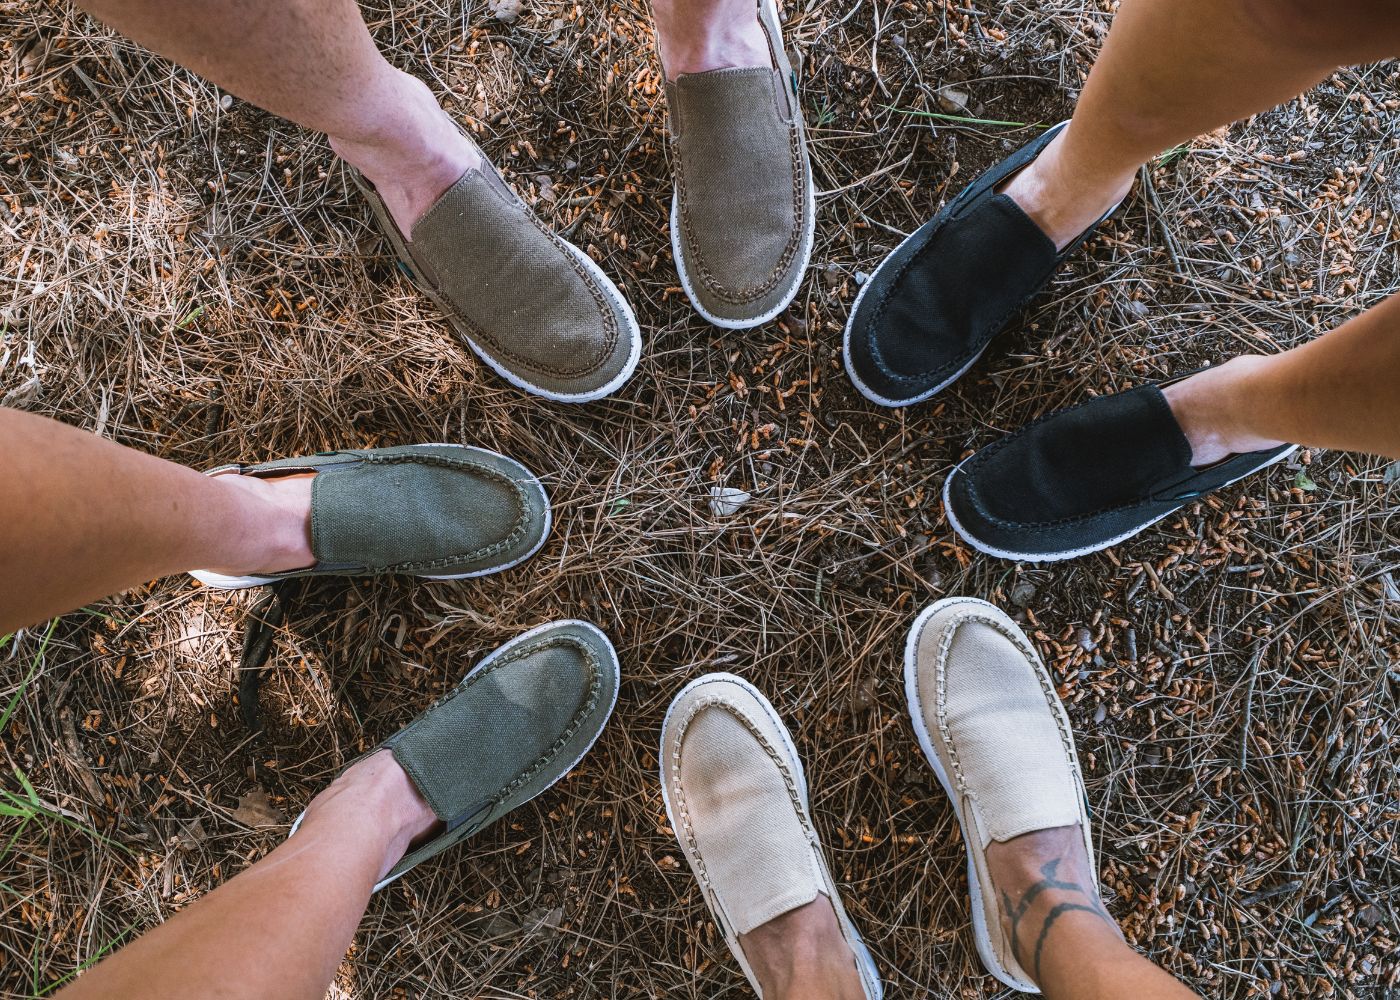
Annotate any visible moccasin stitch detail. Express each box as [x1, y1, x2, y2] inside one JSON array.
[[668, 693, 810, 896], [674, 105, 806, 305], [376, 173, 621, 380], [392, 635, 603, 821], [303, 450, 534, 573]]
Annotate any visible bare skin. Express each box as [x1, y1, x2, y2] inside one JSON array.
[[987, 826, 1200, 999], [652, 0, 771, 79], [54, 750, 437, 1000], [996, 0, 1400, 466], [740, 896, 867, 1000], [0, 408, 322, 635]]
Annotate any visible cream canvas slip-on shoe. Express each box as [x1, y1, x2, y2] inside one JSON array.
[[904, 597, 1095, 993], [660, 673, 883, 998]]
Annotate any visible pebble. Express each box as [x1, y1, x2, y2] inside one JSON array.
[[709, 486, 751, 517]]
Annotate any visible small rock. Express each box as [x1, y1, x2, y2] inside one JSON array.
[[1010, 579, 1037, 608], [849, 676, 878, 715], [854, 270, 870, 285], [1356, 903, 1385, 927], [219, 93, 234, 111], [523, 905, 564, 938], [488, 0, 521, 22], [709, 486, 751, 517], [1127, 299, 1150, 319], [1093, 703, 1107, 725], [936, 86, 969, 114], [1075, 627, 1096, 652]]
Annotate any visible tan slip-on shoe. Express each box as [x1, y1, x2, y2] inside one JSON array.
[[660, 673, 883, 999], [354, 164, 641, 402], [903, 598, 1094, 994], [664, 0, 816, 329]]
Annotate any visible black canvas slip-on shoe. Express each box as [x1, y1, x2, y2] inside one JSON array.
[[942, 377, 1296, 562], [843, 120, 1121, 408]]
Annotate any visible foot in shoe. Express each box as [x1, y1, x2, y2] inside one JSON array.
[[1160, 356, 1288, 466], [998, 126, 1135, 252], [204, 470, 316, 577], [741, 898, 867, 1000], [328, 69, 484, 234], [984, 825, 1124, 988], [653, 0, 772, 78]]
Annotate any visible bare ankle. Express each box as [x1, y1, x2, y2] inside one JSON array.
[[999, 128, 1135, 251], [740, 898, 866, 1000], [304, 750, 439, 880], [652, 0, 770, 79], [1161, 356, 1288, 466], [205, 471, 314, 576]]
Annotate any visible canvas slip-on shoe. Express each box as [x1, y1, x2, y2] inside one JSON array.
[[942, 377, 1296, 561], [189, 444, 550, 589], [355, 164, 641, 402], [664, 0, 815, 329], [843, 121, 1121, 407], [290, 619, 620, 892], [660, 673, 883, 998], [904, 597, 1093, 993]]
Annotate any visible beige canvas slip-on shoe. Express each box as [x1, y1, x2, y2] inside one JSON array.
[[660, 673, 883, 998], [353, 159, 641, 402], [663, 0, 816, 328], [904, 597, 1095, 993]]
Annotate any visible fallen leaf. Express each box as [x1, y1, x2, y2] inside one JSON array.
[[231, 789, 283, 828]]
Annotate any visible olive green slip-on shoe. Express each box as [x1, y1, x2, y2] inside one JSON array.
[[664, 0, 815, 329], [355, 165, 642, 402], [290, 619, 620, 892], [189, 444, 550, 590]]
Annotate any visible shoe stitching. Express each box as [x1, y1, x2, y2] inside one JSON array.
[[365, 172, 622, 381], [667, 693, 814, 923], [673, 94, 807, 305], [952, 388, 1276, 532], [855, 128, 1064, 390], [260, 448, 535, 575], [392, 634, 604, 830]]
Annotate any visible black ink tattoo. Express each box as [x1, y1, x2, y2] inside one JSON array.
[[1000, 857, 1117, 984]]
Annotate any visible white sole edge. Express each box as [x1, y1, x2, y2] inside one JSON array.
[[658, 671, 884, 1000], [188, 444, 553, 590], [942, 444, 1299, 563], [289, 618, 620, 894], [668, 0, 817, 332]]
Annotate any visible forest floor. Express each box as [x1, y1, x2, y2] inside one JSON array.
[[1, 0, 1397, 997]]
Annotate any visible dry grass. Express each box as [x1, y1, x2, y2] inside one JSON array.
[[2, 0, 1399, 997]]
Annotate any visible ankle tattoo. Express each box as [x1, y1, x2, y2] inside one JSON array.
[[1000, 857, 1116, 984]]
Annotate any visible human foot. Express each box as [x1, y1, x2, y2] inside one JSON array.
[[1161, 356, 1288, 466], [652, 0, 771, 79], [300, 749, 440, 882], [327, 69, 482, 234], [999, 125, 1135, 252], [941, 375, 1296, 562], [905, 597, 1096, 991], [660, 0, 815, 328], [190, 445, 551, 588], [292, 620, 620, 891], [843, 122, 1120, 408], [660, 673, 882, 998], [984, 825, 1123, 987]]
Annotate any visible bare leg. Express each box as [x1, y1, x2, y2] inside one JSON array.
[[75, 0, 481, 232], [997, 0, 1400, 463], [1163, 296, 1400, 462], [1004, 0, 1400, 250], [0, 408, 314, 634], [54, 751, 437, 1000], [650, 0, 770, 79], [988, 827, 1200, 1000], [738, 897, 867, 1000]]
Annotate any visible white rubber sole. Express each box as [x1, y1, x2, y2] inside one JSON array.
[[668, 0, 817, 331], [942, 444, 1298, 563], [659, 672, 884, 999], [188, 444, 553, 590], [902, 598, 1040, 994], [289, 618, 620, 894]]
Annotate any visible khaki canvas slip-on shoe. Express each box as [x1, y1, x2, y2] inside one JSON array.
[[663, 0, 816, 329], [660, 673, 883, 999], [354, 164, 641, 402], [289, 619, 620, 892], [189, 444, 550, 590], [903, 597, 1095, 993]]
